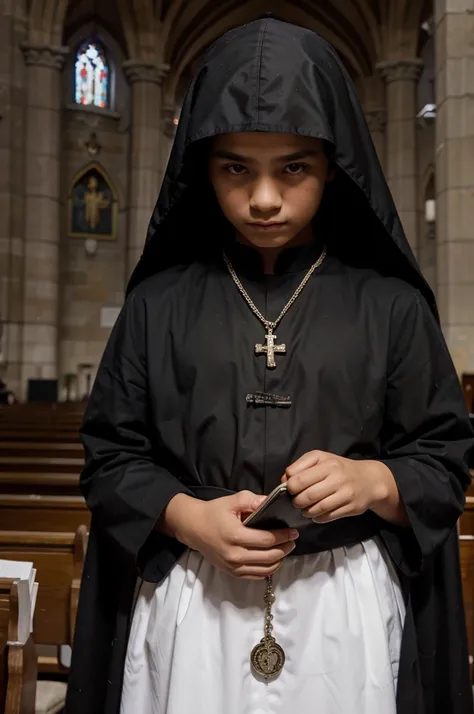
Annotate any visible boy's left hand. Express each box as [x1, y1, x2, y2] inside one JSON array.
[[282, 451, 399, 524]]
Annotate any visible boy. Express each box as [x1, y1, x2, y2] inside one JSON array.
[[66, 16, 473, 714]]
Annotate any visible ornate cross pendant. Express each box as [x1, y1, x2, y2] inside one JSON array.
[[255, 328, 286, 369]]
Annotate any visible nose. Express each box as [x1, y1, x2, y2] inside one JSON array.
[[249, 177, 282, 215]]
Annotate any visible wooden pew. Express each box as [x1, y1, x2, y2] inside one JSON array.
[[0, 443, 83, 460], [0, 429, 84, 479], [459, 495, 474, 681], [0, 579, 37, 714], [0, 457, 83, 475], [0, 529, 87, 682], [0, 410, 84, 492], [0, 431, 80, 444], [0, 495, 90, 533], [0, 473, 80, 497], [0, 405, 83, 429]]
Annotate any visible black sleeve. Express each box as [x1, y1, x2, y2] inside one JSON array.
[[378, 290, 473, 577], [80, 290, 193, 583]]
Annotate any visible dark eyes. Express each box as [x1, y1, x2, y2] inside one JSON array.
[[224, 163, 309, 176], [226, 164, 247, 176], [284, 163, 308, 175]]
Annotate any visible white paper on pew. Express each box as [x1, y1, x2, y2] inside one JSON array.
[[0, 559, 37, 645], [60, 644, 72, 668]]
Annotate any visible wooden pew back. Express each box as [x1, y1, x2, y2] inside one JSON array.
[[0, 473, 80, 497], [0, 431, 80, 443], [0, 457, 83, 475], [0, 443, 83, 460], [0, 529, 88, 647], [0, 405, 83, 429], [0, 579, 37, 714], [0, 495, 90, 533], [459, 495, 474, 680]]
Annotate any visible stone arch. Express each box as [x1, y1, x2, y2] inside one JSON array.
[[378, 0, 426, 60], [28, 0, 68, 45]]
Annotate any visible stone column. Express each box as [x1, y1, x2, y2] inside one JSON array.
[[435, 0, 474, 374], [123, 60, 169, 278], [0, 1, 28, 396], [364, 108, 386, 171], [377, 59, 423, 254], [357, 74, 386, 172], [20, 42, 68, 393]]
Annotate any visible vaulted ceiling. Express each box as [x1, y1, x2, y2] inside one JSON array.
[[63, 0, 127, 55], [27, 0, 430, 100]]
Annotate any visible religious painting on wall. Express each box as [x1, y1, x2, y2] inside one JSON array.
[[68, 164, 118, 240]]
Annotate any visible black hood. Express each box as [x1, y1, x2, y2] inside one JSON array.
[[127, 16, 435, 315]]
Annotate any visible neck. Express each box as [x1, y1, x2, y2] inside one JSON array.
[[238, 224, 314, 274]]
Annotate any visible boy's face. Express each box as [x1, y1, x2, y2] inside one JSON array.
[[209, 133, 331, 250]]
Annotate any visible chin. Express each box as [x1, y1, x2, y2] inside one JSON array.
[[242, 232, 297, 250]]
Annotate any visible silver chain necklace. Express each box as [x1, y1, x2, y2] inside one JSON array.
[[222, 246, 327, 369]]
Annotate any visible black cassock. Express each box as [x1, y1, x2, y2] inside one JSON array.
[[66, 16, 474, 714]]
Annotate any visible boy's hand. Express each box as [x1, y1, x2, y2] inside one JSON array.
[[283, 451, 408, 526], [160, 492, 299, 580]]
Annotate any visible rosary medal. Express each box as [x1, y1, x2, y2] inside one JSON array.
[[250, 577, 285, 680], [251, 637, 285, 680]]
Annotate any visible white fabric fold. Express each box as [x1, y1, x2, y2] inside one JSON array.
[[121, 537, 405, 714]]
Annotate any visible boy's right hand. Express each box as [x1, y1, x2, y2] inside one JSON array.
[[159, 492, 299, 580]]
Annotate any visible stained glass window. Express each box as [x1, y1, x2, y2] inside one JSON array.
[[75, 40, 110, 109]]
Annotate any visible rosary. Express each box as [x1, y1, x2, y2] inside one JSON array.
[[250, 576, 285, 679], [223, 246, 327, 679]]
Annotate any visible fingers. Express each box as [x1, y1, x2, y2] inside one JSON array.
[[285, 450, 329, 477], [221, 542, 295, 578], [304, 491, 361, 523], [286, 461, 334, 495], [230, 490, 266, 514], [237, 526, 299, 549], [239, 541, 296, 565], [220, 524, 298, 578], [229, 545, 293, 578], [291, 479, 336, 509], [310, 504, 355, 523], [233, 562, 284, 580]]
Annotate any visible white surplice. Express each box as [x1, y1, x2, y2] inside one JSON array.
[[121, 537, 405, 714]]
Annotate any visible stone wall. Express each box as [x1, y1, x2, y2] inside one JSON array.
[[435, 0, 474, 375], [0, 2, 28, 396], [57, 27, 130, 389], [58, 107, 129, 384]]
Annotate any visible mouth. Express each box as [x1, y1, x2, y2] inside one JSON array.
[[247, 222, 288, 232]]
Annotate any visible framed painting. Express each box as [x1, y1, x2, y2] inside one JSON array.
[[68, 163, 118, 240]]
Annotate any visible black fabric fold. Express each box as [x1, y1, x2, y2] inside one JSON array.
[[79, 291, 194, 582]]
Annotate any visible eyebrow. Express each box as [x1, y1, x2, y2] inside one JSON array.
[[212, 149, 321, 162]]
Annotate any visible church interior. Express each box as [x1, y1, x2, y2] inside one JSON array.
[[0, 0, 473, 711]]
